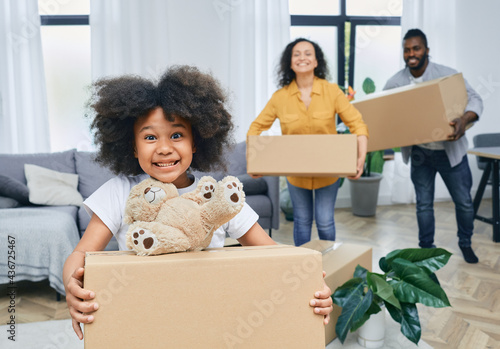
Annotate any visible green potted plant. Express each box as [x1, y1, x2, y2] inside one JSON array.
[[332, 247, 452, 345], [346, 77, 385, 216]]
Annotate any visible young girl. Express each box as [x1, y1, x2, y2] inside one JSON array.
[[63, 65, 333, 339]]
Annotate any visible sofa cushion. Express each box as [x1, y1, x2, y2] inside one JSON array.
[[0, 196, 20, 208], [191, 142, 247, 180], [246, 194, 272, 219], [25, 164, 83, 206], [75, 152, 115, 199], [0, 149, 76, 185], [0, 174, 30, 204], [237, 174, 268, 195]]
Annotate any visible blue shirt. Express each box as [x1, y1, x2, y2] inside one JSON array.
[[384, 61, 483, 167]]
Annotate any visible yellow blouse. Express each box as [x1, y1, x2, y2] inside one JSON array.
[[247, 77, 369, 190]]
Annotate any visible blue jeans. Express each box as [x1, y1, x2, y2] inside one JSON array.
[[410, 146, 474, 248], [286, 180, 340, 246]]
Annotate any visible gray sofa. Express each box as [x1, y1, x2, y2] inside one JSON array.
[[0, 141, 279, 295]]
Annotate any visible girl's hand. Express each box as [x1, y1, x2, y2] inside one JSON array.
[[310, 271, 333, 325], [65, 267, 99, 340]]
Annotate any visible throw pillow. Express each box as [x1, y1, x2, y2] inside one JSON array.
[[24, 164, 84, 206], [236, 174, 268, 195], [0, 196, 20, 208], [0, 174, 30, 205]]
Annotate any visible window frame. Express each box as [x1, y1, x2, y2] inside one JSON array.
[[40, 15, 89, 26], [290, 0, 400, 89]]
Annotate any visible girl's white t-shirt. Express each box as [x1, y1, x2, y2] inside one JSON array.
[[83, 174, 258, 251]]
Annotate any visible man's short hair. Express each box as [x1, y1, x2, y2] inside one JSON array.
[[403, 29, 428, 48]]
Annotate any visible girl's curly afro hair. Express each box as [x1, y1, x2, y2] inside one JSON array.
[[88, 65, 234, 176], [158, 65, 234, 173]]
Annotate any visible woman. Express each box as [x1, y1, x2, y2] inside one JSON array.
[[247, 38, 369, 246]]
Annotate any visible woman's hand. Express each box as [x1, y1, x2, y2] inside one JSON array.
[[65, 267, 99, 340], [347, 135, 368, 180], [310, 271, 333, 325]]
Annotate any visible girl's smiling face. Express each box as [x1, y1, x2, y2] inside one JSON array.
[[133, 107, 196, 188]]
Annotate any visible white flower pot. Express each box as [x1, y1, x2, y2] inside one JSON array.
[[357, 310, 385, 348]]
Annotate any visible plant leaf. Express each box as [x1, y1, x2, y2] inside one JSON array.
[[379, 256, 389, 273], [385, 302, 421, 344], [368, 273, 401, 310], [390, 259, 451, 307], [333, 281, 373, 343], [332, 278, 364, 308], [385, 248, 452, 274], [351, 301, 382, 332], [353, 264, 368, 279]]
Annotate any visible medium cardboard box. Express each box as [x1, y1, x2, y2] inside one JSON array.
[[301, 240, 372, 345], [247, 134, 357, 177], [352, 73, 468, 152], [84, 245, 325, 349]]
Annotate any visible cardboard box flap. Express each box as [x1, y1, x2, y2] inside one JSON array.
[[300, 240, 373, 345], [85, 245, 318, 265], [359, 74, 459, 101]]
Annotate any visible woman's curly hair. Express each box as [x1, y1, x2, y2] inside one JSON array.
[[277, 37, 329, 88], [87, 65, 233, 176]]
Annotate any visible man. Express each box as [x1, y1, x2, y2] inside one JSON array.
[[384, 29, 483, 263]]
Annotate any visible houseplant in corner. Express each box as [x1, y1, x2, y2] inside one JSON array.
[[348, 77, 385, 216], [332, 247, 452, 347]]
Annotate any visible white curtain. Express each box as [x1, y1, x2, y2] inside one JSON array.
[[90, 0, 170, 80], [90, 0, 290, 142], [382, 0, 459, 204], [0, 0, 50, 154], [228, 1, 290, 140]]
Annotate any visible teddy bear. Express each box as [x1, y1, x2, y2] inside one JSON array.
[[124, 176, 245, 256]]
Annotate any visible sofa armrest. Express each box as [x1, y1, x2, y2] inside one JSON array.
[[262, 175, 280, 230]]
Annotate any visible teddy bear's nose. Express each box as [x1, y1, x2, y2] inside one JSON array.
[[144, 188, 151, 194]]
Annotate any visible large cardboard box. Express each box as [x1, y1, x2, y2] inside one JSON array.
[[247, 134, 357, 177], [352, 73, 468, 152], [84, 245, 325, 349], [301, 240, 372, 345]]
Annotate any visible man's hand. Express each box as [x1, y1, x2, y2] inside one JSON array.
[[448, 111, 478, 141]]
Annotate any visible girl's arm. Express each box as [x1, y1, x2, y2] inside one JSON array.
[[236, 222, 276, 246], [63, 214, 113, 340], [236, 222, 333, 324]]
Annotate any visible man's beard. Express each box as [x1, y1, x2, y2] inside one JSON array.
[[406, 51, 428, 71]]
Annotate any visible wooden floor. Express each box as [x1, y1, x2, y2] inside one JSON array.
[[1, 199, 499, 348]]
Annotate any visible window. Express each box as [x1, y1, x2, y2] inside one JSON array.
[[38, 0, 92, 152], [289, 0, 402, 98]]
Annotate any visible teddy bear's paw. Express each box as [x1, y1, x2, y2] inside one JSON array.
[[198, 176, 217, 202], [130, 227, 159, 255], [221, 176, 245, 206], [144, 186, 167, 205]]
